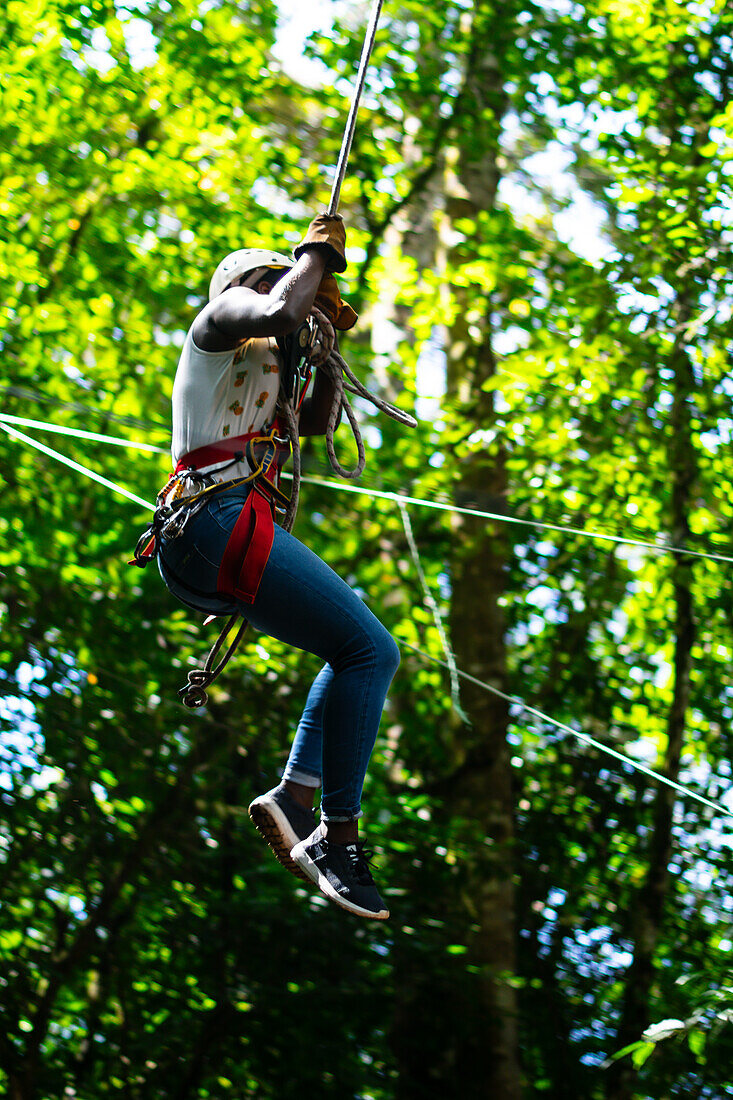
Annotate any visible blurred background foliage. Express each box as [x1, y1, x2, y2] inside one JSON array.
[[1, 0, 732, 1097]]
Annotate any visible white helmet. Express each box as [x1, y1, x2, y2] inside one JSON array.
[[208, 248, 293, 302]]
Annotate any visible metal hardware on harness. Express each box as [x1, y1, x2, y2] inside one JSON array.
[[277, 320, 312, 407], [130, 427, 292, 572], [178, 614, 250, 709]]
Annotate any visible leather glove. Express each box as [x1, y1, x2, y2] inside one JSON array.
[[315, 273, 358, 331], [294, 213, 347, 274]]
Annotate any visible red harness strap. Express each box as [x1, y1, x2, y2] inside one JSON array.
[[217, 486, 275, 603], [173, 431, 261, 474], [178, 424, 290, 605]]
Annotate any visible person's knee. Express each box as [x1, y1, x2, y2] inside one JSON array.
[[376, 629, 400, 681]]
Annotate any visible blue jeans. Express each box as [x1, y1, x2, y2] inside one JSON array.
[[158, 484, 400, 822]]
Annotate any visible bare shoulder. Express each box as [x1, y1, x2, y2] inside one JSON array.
[[192, 287, 264, 353]]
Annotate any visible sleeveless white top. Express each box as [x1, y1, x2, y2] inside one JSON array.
[[171, 328, 282, 484]]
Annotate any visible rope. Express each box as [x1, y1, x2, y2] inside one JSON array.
[[0, 422, 153, 510], [0, 413, 167, 453], [289, 475, 733, 567], [5, 411, 733, 566], [279, 395, 301, 533], [319, 348, 417, 478], [327, 0, 385, 215], [177, 614, 249, 707], [397, 499, 468, 722], [399, 640, 733, 820], [4, 416, 731, 818]]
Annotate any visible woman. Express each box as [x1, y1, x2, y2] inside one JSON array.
[[157, 213, 398, 920]]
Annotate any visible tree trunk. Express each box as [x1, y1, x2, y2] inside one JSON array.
[[391, 6, 522, 1095], [605, 310, 697, 1099]]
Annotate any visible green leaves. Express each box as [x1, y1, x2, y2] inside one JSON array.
[[2, 0, 733, 1096]]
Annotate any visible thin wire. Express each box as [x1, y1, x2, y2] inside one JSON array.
[[397, 499, 467, 722], [0, 423, 153, 511], [293, 473, 733, 566], [4, 419, 729, 819], [4, 411, 733, 565], [399, 639, 733, 820], [0, 414, 168, 453]]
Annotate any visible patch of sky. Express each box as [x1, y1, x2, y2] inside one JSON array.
[[273, 1, 344, 87], [123, 17, 159, 68], [524, 584, 557, 612], [45, 887, 87, 920], [251, 179, 312, 228], [494, 325, 531, 357], [563, 925, 635, 981], [81, 26, 117, 74], [414, 331, 446, 420], [499, 107, 620, 267], [0, 694, 44, 792], [360, 424, 382, 450]]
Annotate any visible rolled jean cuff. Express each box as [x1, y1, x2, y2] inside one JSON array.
[[282, 764, 321, 788], [320, 808, 364, 823]]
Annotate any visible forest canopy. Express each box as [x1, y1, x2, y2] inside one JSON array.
[[1, 1, 732, 1097]]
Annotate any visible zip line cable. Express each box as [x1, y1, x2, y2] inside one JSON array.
[[4, 412, 733, 566], [399, 640, 733, 820], [0, 413, 168, 453], [292, 474, 733, 566], [0, 423, 153, 510], [3, 419, 731, 820]]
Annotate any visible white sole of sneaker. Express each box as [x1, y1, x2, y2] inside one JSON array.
[[248, 796, 312, 883], [290, 844, 390, 921]]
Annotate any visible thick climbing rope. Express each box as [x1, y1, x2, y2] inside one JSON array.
[[320, 348, 417, 478]]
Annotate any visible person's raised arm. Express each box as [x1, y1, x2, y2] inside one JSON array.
[[193, 215, 347, 352]]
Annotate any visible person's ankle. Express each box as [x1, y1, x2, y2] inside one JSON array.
[[323, 820, 358, 845], [283, 779, 317, 810]]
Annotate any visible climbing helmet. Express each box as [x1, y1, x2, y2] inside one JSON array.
[[208, 248, 293, 302]]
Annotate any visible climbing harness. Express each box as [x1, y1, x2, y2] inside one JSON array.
[[132, 414, 296, 707], [132, 315, 416, 707]]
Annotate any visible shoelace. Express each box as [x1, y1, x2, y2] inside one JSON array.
[[345, 842, 376, 885]]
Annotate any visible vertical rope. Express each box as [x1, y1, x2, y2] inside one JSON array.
[[327, 0, 385, 214], [397, 499, 468, 723]]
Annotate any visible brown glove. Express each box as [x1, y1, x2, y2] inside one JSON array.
[[315, 273, 358, 331], [294, 213, 347, 274]]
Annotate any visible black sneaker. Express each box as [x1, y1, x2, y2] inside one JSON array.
[[248, 784, 317, 882], [290, 826, 390, 920]]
